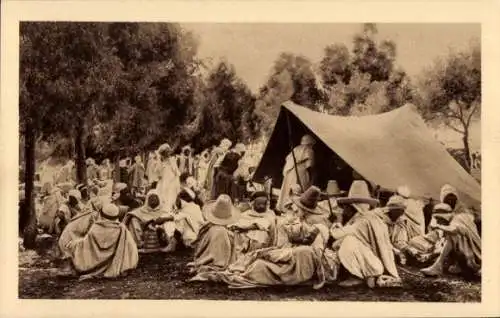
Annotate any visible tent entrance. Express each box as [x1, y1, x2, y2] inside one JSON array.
[[255, 107, 360, 193]]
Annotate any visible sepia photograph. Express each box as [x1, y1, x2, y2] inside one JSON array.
[[17, 21, 482, 301], [2, 0, 500, 317]]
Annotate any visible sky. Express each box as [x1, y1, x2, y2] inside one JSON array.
[[182, 23, 480, 93]]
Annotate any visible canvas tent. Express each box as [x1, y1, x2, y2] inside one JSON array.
[[252, 101, 481, 209]]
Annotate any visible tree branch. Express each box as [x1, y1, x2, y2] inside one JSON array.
[[466, 102, 479, 128], [444, 121, 465, 134]]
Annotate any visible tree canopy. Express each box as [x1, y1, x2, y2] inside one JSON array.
[[416, 40, 481, 170]]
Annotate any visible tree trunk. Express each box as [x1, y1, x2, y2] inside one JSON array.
[[22, 123, 38, 249], [462, 131, 472, 172], [113, 156, 121, 183], [75, 123, 87, 185]]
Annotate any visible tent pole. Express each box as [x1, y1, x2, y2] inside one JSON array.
[[285, 110, 303, 193]]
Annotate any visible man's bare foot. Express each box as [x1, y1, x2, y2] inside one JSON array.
[[338, 277, 364, 287], [421, 265, 443, 277], [366, 277, 376, 288]]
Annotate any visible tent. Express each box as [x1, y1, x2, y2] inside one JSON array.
[[252, 101, 481, 209]]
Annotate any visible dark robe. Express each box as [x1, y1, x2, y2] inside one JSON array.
[[214, 151, 241, 200]]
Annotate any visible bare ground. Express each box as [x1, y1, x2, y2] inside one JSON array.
[[18, 239, 480, 302]]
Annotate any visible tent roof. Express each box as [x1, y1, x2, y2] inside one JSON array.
[[253, 101, 481, 208]]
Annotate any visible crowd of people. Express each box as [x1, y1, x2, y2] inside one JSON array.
[[18, 135, 481, 290]]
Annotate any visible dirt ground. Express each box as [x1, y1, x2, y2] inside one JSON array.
[[18, 240, 480, 302]]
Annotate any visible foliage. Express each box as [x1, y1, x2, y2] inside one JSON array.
[[255, 53, 325, 135], [417, 40, 481, 170], [319, 23, 413, 116], [191, 60, 258, 150]]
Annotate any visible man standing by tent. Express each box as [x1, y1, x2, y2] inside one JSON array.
[[276, 134, 316, 213]]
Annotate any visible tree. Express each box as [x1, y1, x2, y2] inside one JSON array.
[[191, 60, 257, 150], [319, 23, 413, 116], [20, 22, 121, 247], [256, 53, 325, 134], [89, 23, 205, 163], [417, 41, 481, 171]]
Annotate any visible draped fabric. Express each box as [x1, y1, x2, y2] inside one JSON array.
[[58, 209, 99, 259], [189, 224, 238, 278], [448, 212, 481, 272], [129, 162, 146, 189], [213, 151, 242, 200], [173, 202, 205, 247], [123, 196, 173, 253], [276, 144, 314, 212], [334, 213, 399, 280], [156, 158, 181, 211], [66, 220, 139, 279]]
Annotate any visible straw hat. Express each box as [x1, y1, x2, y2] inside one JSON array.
[[433, 203, 453, 213], [101, 204, 120, 219], [385, 195, 407, 211], [322, 180, 346, 199], [432, 203, 453, 223], [397, 186, 411, 199], [292, 186, 328, 215], [336, 180, 379, 207], [202, 194, 241, 226]]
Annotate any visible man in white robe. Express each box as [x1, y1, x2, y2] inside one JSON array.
[[277, 134, 315, 213], [156, 143, 181, 211]]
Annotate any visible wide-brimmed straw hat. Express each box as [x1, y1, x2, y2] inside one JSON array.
[[336, 180, 379, 207], [433, 202, 452, 213], [292, 186, 328, 215], [202, 194, 241, 226], [321, 180, 346, 199], [385, 195, 406, 211]]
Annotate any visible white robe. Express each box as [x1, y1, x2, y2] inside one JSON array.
[[276, 144, 314, 212], [156, 158, 181, 211]]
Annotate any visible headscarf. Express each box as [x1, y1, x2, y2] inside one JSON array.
[[440, 184, 458, 203], [300, 134, 316, 146], [143, 189, 162, 213]]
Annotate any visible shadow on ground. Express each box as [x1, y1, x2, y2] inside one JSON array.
[[18, 245, 481, 302]]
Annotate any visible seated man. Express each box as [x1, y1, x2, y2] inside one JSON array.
[[112, 183, 143, 221], [191, 187, 336, 289], [421, 184, 481, 278], [168, 189, 205, 250], [123, 190, 175, 254], [403, 203, 448, 264], [330, 180, 401, 288], [229, 191, 277, 256], [54, 189, 95, 236], [63, 204, 139, 280], [188, 194, 241, 278], [180, 174, 204, 208], [375, 195, 422, 265], [56, 189, 99, 273], [38, 183, 66, 234]]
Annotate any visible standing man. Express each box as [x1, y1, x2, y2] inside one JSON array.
[[213, 143, 246, 201], [276, 134, 316, 213], [178, 145, 195, 176], [129, 155, 146, 196]]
